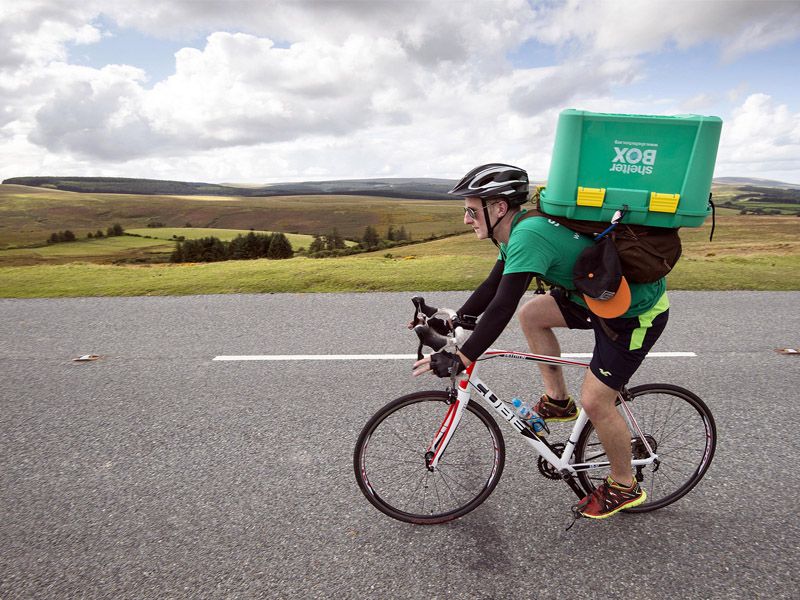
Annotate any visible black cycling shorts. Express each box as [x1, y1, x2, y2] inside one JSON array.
[[551, 288, 669, 391]]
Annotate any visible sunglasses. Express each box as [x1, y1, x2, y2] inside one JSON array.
[[463, 201, 498, 220]]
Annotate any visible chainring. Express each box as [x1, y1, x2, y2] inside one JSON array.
[[537, 443, 565, 480]]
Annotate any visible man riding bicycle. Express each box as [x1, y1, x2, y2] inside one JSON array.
[[413, 163, 670, 519]]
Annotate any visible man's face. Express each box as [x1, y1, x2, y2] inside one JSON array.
[[463, 197, 495, 240]]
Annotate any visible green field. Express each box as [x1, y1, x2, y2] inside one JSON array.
[[0, 235, 174, 265], [708, 184, 800, 215], [125, 227, 322, 248], [1, 183, 799, 297], [0, 227, 352, 266]]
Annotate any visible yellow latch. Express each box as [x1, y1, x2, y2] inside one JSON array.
[[576, 187, 606, 207], [649, 192, 680, 213]]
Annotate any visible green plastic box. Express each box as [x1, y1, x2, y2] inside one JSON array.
[[539, 109, 722, 227]]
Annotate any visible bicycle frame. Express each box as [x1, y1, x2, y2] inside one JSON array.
[[425, 349, 658, 499]]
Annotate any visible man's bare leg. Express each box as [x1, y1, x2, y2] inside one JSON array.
[[518, 294, 570, 400], [580, 371, 633, 486]]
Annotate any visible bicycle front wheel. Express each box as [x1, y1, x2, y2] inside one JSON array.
[[354, 391, 505, 524], [574, 383, 716, 513]]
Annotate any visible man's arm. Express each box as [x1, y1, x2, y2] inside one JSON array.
[[457, 271, 534, 364], [457, 260, 505, 320]]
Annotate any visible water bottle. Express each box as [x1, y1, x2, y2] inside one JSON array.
[[511, 398, 549, 436]]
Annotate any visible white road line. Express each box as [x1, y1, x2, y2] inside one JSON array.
[[213, 352, 697, 361]]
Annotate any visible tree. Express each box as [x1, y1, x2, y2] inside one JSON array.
[[361, 225, 380, 249], [387, 225, 396, 241], [242, 231, 260, 258], [259, 233, 274, 257], [267, 233, 293, 259], [202, 236, 227, 261], [309, 235, 325, 253], [95, 230, 104, 238], [326, 228, 346, 250], [171, 242, 185, 263], [228, 234, 248, 259]]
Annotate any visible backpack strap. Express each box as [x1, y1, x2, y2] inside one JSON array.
[[708, 195, 716, 242]]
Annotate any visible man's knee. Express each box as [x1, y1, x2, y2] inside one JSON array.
[[580, 394, 606, 419], [580, 372, 620, 419], [518, 298, 538, 326], [519, 294, 565, 330]]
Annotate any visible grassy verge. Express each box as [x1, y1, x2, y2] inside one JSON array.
[[0, 256, 495, 297]]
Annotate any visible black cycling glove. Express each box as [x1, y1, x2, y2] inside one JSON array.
[[429, 351, 466, 378]]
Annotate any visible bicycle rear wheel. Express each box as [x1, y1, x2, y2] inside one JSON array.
[[574, 383, 716, 513], [354, 391, 505, 524]]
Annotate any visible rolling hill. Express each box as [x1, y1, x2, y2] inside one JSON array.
[[1, 176, 458, 200]]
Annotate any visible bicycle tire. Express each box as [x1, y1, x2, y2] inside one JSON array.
[[574, 383, 716, 513], [354, 390, 505, 524]]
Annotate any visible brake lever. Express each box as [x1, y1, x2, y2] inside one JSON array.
[[411, 297, 424, 327], [412, 296, 439, 323]]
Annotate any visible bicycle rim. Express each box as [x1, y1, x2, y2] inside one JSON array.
[[574, 383, 716, 513], [353, 391, 505, 524]]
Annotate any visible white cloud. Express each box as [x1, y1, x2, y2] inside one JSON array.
[[30, 64, 161, 160], [531, 0, 800, 60], [27, 31, 425, 160], [508, 57, 643, 115], [716, 93, 800, 179], [102, 0, 534, 60], [0, 2, 101, 69], [1, 0, 799, 184]]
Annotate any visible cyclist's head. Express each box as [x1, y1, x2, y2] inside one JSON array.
[[449, 163, 529, 245], [448, 163, 529, 208]]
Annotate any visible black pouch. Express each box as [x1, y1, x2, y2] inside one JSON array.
[[613, 225, 682, 283]]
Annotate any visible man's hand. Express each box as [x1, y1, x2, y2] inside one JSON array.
[[413, 350, 466, 378]]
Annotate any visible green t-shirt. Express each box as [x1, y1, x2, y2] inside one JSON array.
[[500, 211, 667, 318]]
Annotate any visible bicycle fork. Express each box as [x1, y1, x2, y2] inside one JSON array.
[[425, 369, 533, 471], [425, 387, 463, 471]]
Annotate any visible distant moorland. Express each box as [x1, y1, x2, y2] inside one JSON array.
[[2, 175, 456, 200]]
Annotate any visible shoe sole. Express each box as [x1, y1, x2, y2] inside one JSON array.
[[543, 408, 580, 423], [580, 489, 648, 520]]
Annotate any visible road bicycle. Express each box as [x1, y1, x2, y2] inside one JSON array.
[[353, 297, 716, 525]]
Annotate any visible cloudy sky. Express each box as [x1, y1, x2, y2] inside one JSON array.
[[2, 0, 800, 184]]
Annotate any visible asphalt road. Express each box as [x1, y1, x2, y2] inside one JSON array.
[[1, 291, 799, 599]]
